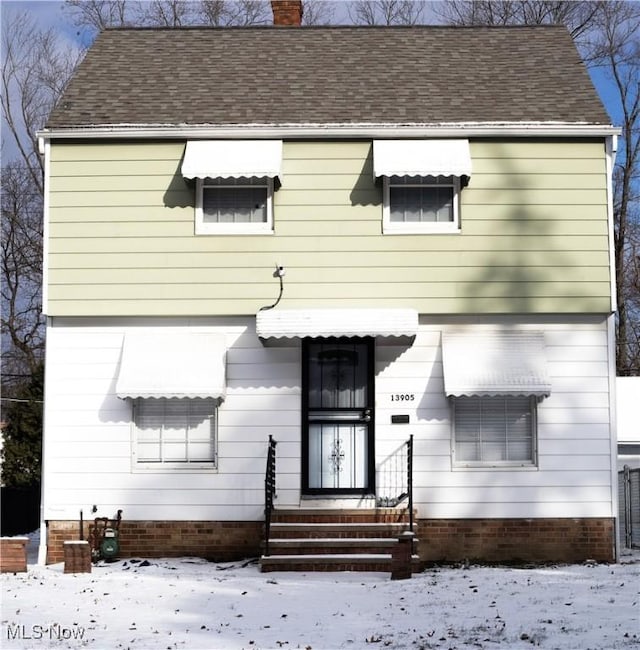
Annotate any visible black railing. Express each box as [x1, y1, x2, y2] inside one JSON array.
[[264, 435, 277, 556], [376, 434, 414, 531]]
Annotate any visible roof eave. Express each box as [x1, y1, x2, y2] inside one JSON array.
[[37, 122, 620, 142]]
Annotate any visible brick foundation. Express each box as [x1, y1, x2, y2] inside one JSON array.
[[417, 518, 615, 564], [45, 517, 615, 565], [46, 520, 263, 565], [0, 537, 29, 573]]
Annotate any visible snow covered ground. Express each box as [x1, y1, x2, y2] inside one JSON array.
[[1, 532, 639, 649]]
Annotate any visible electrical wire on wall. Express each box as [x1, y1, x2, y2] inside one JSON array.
[[259, 264, 286, 311]]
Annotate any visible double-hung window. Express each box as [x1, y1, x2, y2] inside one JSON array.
[[115, 330, 227, 472], [384, 175, 460, 233], [197, 177, 273, 235], [133, 398, 217, 468], [181, 140, 282, 236], [453, 395, 537, 466], [373, 139, 471, 235], [441, 330, 550, 469]]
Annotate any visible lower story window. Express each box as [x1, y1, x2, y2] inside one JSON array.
[[133, 398, 217, 467], [453, 395, 536, 466]]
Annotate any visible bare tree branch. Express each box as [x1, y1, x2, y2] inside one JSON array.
[[302, 1, 337, 25], [347, 0, 426, 25], [1, 163, 45, 379], [434, 1, 602, 40], [64, 0, 130, 32], [1, 10, 80, 388]]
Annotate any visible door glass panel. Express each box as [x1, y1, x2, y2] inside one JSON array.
[[308, 342, 367, 409], [308, 423, 367, 489]]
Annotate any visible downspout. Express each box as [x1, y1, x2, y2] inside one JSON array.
[[37, 136, 51, 566], [605, 134, 619, 562], [606, 134, 618, 315]]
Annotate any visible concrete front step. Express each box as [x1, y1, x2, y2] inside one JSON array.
[[261, 508, 416, 573], [260, 553, 393, 572], [260, 553, 421, 573]]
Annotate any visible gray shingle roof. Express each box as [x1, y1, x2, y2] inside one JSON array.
[[46, 25, 610, 128]]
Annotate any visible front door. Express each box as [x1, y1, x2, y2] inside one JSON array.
[[302, 338, 375, 495]]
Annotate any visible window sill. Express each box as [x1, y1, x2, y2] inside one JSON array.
[[383, 224, 460, 235], [132, 463, 218, 473], [195, 225, 274, 236], [452, 463, 538, 471]]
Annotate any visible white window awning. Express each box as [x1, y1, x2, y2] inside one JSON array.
[[256, 308, 418, 345], [181, 140, 283, 180], [116, 331, 226, 399], [373, 139, 472, 179], [442, 330, 551, 397]]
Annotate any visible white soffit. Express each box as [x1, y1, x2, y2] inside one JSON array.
[[116, 331, 226, 399], [256, 309, 418, 343], [442, 330, 551, 397], [181, 139, 283, 179], [373, 139, 472, 178]]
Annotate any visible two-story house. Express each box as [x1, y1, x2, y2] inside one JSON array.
[[37, 2, 619, 569]]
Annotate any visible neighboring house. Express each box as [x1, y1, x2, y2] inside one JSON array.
[[38, 2, 620, 567], [617, 377, 640, 471]]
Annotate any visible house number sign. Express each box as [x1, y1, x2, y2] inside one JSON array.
[[391, 394, 415, 402]]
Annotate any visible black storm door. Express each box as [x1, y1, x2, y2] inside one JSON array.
[[302, 338, 375, 494]]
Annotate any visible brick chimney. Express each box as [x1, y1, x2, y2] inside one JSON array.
[[271, 0, 303, 26]]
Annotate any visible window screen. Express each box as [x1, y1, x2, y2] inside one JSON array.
[[203, 178, 268, 224], [134, 398, 217, 465], [453, 396, 535, 464], [389, 176, 454, 223]]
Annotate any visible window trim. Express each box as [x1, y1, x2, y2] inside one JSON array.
[[382, 175, 461, 234], [195, 177, 274, 235], [451, 395, 538, 469], [131, 398, 219, 472]]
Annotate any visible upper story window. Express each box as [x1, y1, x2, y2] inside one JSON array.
[[373, 139, 471, 235], [197, 177, 274, 235], [181, 140, 282, 236], [384, 175, 460, 234]]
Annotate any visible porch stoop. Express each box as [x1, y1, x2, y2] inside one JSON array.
[[260, 508, 419, 573]]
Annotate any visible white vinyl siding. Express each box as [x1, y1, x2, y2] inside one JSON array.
[[133, 398, 217, 467], [42, 317, 301, 522], [41, 314, 614, 523], [453, 396, 536, 466]]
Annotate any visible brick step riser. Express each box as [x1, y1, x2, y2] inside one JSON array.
[[271, 514, 411, 524], [269, 528, 408, 540], [269, 542, 398, 556], [261, 561, 393, 572]]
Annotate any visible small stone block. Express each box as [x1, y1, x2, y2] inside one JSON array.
[[0, 537, 29, 573], [64, 540, 91, 573]]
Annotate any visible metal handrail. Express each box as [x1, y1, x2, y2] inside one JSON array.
[[376, 435, 414, 532], [407, 434, 414, 532], [264, 435, 277, 556]]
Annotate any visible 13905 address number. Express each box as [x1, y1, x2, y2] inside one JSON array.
[[391, 394, 415, 402]]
